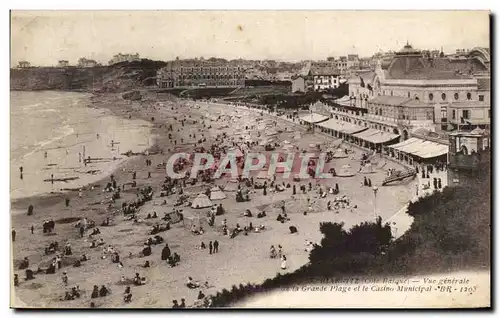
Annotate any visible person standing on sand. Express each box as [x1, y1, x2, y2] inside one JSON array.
[[280, 255, 287, 270], [213, 240, 219, 253], [30, 225, 34, 234], [209, 241, 213, 255], [11, 228, 16, 242], [62, 272, 68, 286], [65, 197, 70, 207], [79, 225, 84, 238]]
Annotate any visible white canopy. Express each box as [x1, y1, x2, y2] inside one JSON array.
[[191, 193, 213, 209], [210, 187, 227, 200]]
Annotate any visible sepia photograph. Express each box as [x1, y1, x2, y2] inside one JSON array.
[[9, 10, 491, 309]]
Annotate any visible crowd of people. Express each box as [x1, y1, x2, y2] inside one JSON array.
[[11, 97, 427, 309]]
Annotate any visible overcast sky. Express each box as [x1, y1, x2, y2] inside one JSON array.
[[11, 11, 490, 66]]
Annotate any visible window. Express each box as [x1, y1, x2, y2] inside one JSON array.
[[454, 93, 459, 100], [488, 109, 491, 118], [429, 93, 434, 101], [441, 93, 446, 101], [391, 91, 393, 96], [479, 95, 484, 102], [379, 109, 383, 116], [408, 92, 410, 98], [462, 110, 470, 119], [467, 92, 471, 100], [452, 110, 456, 119]]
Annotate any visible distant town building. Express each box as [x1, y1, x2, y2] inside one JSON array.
[[57, 60, 69, 67], [108, 53, 140, 65], [17, 61, 30, 68], [291, 76, 306, 93], [312, 73, 341, 91], [78, 58, 98, 68], [156, 58, 246, 88], [347, 54, 360, 69]]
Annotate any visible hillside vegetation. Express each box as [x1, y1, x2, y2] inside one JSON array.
[[209, 177, 491, 307], [10, 59, 166, 92]]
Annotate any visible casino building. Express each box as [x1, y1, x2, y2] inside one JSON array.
[[299, 43, 490, 167]]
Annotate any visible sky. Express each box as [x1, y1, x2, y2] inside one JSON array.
[[10, 11, 490, 66]]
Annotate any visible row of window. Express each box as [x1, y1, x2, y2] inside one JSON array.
[[377, 90, 486, 103], [173, 81, 240, 86], [334, 115, 400, 133], [166, 66, 242, 71], [428, 92, 473, 101], [164, 75, 244, 80]]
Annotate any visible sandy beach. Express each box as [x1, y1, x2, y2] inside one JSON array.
[[11, 93, 415, 308]]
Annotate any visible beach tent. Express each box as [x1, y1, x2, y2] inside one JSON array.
[[210, 186, 227, 200], [191, 193, 213, 209], [332, 148, 348, 158], [224, 180, 240, 192]]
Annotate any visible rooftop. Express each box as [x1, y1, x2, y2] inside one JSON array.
[[369, 95, 431, 108], [380, 44, 489, 81], [447, 102, 490, 108], [369, 95, 412, 106]]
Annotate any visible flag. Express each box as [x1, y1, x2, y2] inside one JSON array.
[[360, 77, 365, 88]]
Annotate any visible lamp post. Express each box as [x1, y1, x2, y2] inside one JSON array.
[[372, 186, 379, 221]]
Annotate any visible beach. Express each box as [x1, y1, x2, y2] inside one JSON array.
[[11, 92, 415, 308], [10, 91, 154, 201]]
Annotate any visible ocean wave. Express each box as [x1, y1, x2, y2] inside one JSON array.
[[22, 125, 75, 158]]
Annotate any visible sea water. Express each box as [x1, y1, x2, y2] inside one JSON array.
[[10, 91, 153, 200]]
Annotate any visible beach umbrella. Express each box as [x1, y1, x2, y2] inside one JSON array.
[[209, 186, 227, 200], [191, 193, 213, 209]]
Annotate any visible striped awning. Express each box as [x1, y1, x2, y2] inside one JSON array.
[[352, 129, 399, 144], [388, 138, 449, 159], [387, 138, 422, 150], [299, 113, 329, 124]]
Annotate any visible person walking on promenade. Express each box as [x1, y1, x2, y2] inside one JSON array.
[[209, 241, 213, 255], [213, 240, 219, 253]]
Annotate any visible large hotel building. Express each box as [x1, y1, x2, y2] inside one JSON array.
[[157, 59, 246, 88]]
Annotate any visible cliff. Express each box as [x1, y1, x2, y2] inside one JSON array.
[[10, 59, 166, 92]]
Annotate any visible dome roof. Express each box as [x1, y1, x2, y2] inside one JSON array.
[[396, 42, 421, 56]]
